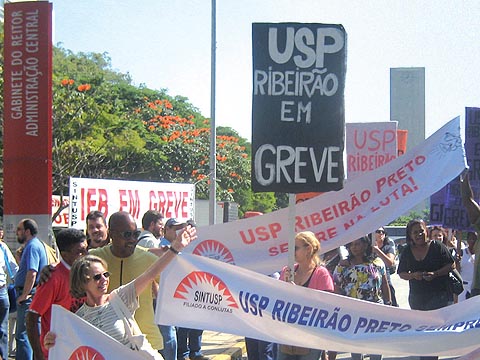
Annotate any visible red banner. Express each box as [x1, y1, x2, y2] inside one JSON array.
[[3, 2, 53, 215]]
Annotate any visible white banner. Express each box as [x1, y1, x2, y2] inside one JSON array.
[[184, 117, 467, 274], [50, 305, 146, 360], [346, 122, 398, 180], [69, 178, 195, 229], [52, 195, 69, 227], [157, 254, 480, 357]]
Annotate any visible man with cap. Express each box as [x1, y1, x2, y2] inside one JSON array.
[[160, 218, 186, 249]]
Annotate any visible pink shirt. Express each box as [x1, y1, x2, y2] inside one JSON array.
[[280, 265, 334, 291]]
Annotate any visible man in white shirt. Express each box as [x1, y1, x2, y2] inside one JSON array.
[[138, 210, 164, 249]]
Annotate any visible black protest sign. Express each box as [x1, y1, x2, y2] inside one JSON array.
[[252, 23, 347, 193], [466, 107, 480, 185], [429, 108, 480, 230], [429, 181, 471, 230]]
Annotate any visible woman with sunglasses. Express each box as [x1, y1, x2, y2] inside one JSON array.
[[44, 224, 197, 359], [372, 227, 398, 307], [333, 236, 391, 360], [279, 231, 334, 360]]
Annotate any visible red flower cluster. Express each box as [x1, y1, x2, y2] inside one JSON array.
[[60, 78, 74, 86], [77, 84, 91, 92]]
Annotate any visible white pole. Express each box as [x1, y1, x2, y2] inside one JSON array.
[[209, 0, 217, 225], [288, 194, 296, 281]]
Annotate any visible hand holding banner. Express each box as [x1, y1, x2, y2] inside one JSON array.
[[50, 305, 147, 360], [157, 254, 480, 357], [186, 117, 467, 275], [186, 118, 466, 275]]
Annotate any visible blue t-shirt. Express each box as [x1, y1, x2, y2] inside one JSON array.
[[159, 236, 171, 247], [14, 237, 48, 288]]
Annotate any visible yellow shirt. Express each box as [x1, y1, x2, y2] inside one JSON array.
[[90, 245, 162, 349]]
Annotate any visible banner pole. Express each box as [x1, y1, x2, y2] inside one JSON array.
[[288, 193, 296, 282]]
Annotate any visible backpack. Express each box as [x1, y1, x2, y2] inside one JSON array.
[[42, 241, 58, 264]]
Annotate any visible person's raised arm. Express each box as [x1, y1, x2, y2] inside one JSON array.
[[461, 170, 480, 225], [372, 246, 395, 267], [134, 225, 197, 296]]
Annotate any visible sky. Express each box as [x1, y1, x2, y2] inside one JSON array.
[[52, 0, 480, 141]]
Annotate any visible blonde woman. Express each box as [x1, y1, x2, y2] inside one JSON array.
[[279, 231, 334, 360], [44, 224, 196, 359]]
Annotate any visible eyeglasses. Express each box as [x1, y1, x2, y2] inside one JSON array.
[[114, 230, 142, 240], [294, 245, 308, 251], [375, 230, 385, 234], [91, 271, 110, 281]]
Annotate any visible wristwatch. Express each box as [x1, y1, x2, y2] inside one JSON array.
[[169, 246, 180, 255]]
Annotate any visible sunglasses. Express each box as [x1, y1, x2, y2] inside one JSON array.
[[114, 230, 142, 240], [91, 271, 110, 281], [375, 230, 385, 234]]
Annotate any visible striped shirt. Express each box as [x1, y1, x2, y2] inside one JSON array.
[[75, 281, 138, 347]]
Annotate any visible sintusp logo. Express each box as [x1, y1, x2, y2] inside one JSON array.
[[174, 271, 238, 310], [69, 346, 105, 360], [192, 240, 235, 264]]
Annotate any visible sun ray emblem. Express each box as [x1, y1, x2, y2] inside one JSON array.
[[173, 271, 238, 308], [192, 240, 235, 264], [69, 346, 105, 360]]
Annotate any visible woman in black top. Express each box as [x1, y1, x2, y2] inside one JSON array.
[[397, 219, 455, 360]]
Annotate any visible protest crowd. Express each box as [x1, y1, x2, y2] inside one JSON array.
[[3, 5, 480, 359], [0, 166, 476, 360]]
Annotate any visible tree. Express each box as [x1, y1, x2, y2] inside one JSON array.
[[0, 39, 276, 217], [388, 209, 430, 226], [129, 98, 252, 203]]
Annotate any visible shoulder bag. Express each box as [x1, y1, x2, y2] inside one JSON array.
[[448, 268, 464, 295], [109, 292, 162, 359]]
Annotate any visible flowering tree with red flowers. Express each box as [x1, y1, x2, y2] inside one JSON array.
[[51, 47, 155, 198], [130, 97, 251, 203], [51, 47, 256, 211]]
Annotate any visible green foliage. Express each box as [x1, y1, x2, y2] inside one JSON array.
[[0, 35, 276, 215], [251, 192, 277, 213], [129, 98, 253, 205], [51, 46, 259, 212], [388, 208, 430, 226]]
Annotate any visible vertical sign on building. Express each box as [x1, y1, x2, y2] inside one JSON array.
[[252, 23, 346, 193], [3, 2, 53, 245]]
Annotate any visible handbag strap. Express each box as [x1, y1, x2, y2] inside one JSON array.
[[109, 292, 143, 343], [1, 244, 14, 281]]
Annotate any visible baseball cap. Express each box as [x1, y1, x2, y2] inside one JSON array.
[[165, 218, 185, 228], [186, 219, 197, 228]]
